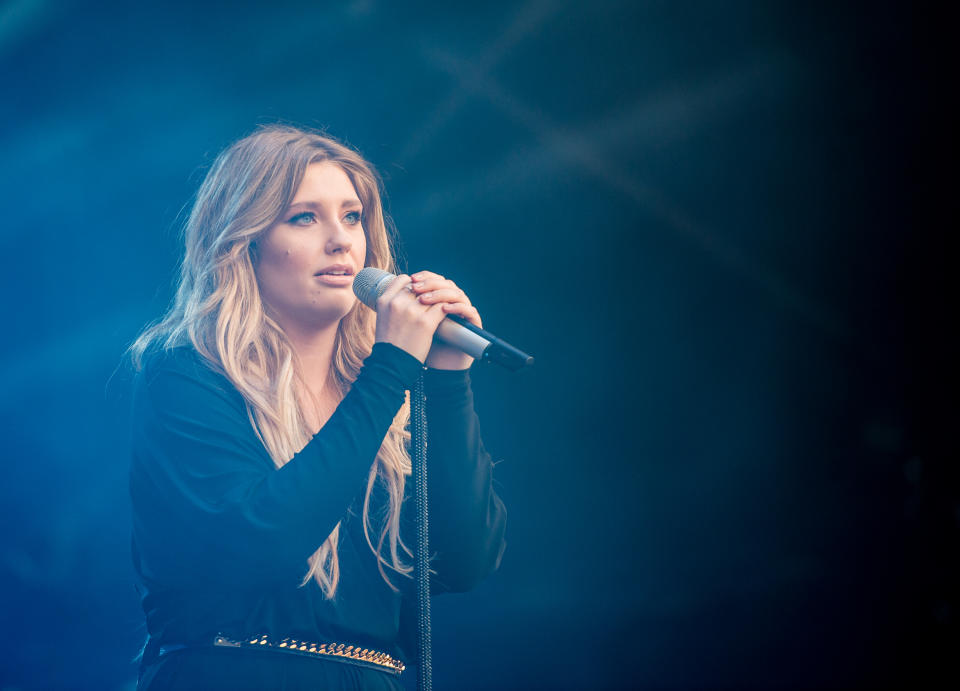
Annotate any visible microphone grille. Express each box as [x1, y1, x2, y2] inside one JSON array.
[[353, 267, 396, 309]]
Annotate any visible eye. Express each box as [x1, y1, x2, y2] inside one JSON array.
[[287, 211, 316, 226], [343, 210, 362, 226]]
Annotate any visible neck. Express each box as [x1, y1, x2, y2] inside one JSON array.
[[277, 317, 340, 397]]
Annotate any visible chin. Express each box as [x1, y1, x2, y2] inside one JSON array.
[[310, 299, 359, 326]]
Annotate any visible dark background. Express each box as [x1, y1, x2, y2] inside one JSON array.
[[0, 1, 955, 689]]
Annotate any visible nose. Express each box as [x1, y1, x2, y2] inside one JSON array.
[[325, 220, 353, 255]]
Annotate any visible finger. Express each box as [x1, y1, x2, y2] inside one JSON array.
[[417, 287, 470, 305], [410, 276, 454, 293], [410, 270, 446, 285], [422, 301, 449, 328], [412, 280, 465, 298], [377, 274, 413, 305], [440, 301, 482, 328]]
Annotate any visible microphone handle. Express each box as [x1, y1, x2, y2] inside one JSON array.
[[439, 314, 534, 371], [352, 267, 533, 371]]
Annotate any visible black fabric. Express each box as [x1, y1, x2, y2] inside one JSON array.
[[137, 647, 405, 691], [129, 342, 507, 690]]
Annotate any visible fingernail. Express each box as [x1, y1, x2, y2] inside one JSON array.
[[411, 273, 422, 280], [412, 282, 423, 289]]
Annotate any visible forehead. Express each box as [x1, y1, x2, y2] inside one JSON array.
[[290, 161, 360, 205]]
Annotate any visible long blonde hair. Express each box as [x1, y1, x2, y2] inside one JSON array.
[[131, 124, 412, 597]]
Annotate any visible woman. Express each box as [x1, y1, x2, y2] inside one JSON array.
[[128, 125, 507, 690]]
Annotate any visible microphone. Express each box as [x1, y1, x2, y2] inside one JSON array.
[[353, 268, 534, 371]]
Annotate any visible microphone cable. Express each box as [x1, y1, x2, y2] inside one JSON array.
[[411, 370, 432, 691]]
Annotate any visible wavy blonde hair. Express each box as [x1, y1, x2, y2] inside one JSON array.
[[131, 124, 412, 597]]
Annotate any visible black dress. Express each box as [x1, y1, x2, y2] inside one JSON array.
[[129, 342, 507, 690]]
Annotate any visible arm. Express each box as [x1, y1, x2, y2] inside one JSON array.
[[396, 270, 507, 591], [414, 367, 508, 593], [130, 342, 423, 590]]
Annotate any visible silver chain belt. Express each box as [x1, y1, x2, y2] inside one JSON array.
[[212, 633, 406, 675]]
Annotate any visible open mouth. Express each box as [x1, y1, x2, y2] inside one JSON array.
[[314, 265, 354, 277], [313, 268, 355, 286]]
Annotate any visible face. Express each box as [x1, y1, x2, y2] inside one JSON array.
[[253, 161, 367, 331]]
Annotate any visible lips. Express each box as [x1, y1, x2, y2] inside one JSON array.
[[313, 264, 355, 287], [314, 264, 354, 277]]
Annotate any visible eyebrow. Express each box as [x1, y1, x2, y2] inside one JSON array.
[[286, 199, 363, 211]]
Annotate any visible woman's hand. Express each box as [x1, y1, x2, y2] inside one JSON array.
[[372, 270, 482, 369], [373, 274, 448, 364], [408, 270, 482, 370]]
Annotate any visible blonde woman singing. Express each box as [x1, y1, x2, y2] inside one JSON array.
[[128, 125, 507, 690]]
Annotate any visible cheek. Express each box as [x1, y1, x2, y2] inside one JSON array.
[[256, 242, 310, 296], [356, 233, 368, 265], [265, 241, 307, 268]]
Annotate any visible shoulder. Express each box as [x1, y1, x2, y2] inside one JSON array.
[[134, 344, 245, 417]]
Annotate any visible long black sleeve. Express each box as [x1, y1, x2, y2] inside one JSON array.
[[414, 367, 508, 593], [131, 342, 424, 589]]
